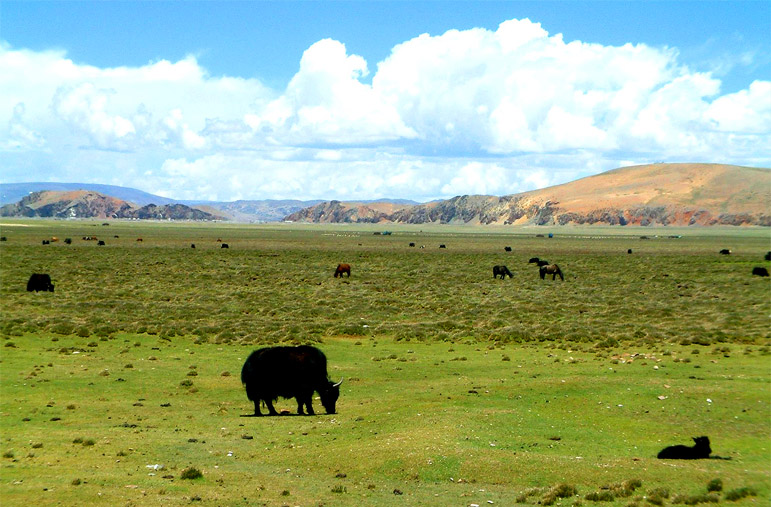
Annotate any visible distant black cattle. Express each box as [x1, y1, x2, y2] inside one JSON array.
[[0, 236, 6, 241], [719, 249, 731, 255], [42, 240, 50, 245], [537, 260, 549, 267], [627, 249, 633, 254], [439, 244, 446, 249], [241, 345, 342, 416], [539, 264, 564, 281], [504, 246, 512, 252], [409, 242, 415, 247], [64, 238, 72, 244], [657, 436, 711, 460], [752, 267, 769, 277], [191, 244, 196, 248], [493, 265, 513, 279], [97, 240, 105, 246], [334, 263, 351, 278], [765, 251, 771, 261], [221, 243, 229, 249], [27, 273, 54, 292], [528, 257, 540, 264]]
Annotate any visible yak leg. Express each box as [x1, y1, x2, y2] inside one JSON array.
[[252, 400, 262, 416], [296, 391, 314, 415], [264, 399, 279, 416]]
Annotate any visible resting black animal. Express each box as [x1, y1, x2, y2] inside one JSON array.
[[241, 345, 342, 416], [752, 267, 769, 277], [539, 264, 564, 281], [493, 265, 513, 279], [221, 243, 229, 249], [504, 246, 512, 252], [719, 249, 731, 255], [27, 273, 54, 292], [657, 436, 711, 459]]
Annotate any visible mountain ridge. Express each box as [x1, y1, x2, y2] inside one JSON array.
[[286, 163, 770, 226]]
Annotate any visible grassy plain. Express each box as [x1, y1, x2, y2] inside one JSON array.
[[1, 220, 770, 506]]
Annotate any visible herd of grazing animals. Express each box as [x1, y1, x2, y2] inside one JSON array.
[[15, 233, 770, 462]]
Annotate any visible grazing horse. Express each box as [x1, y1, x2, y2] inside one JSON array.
[[334, 263, 351, 278], [539, 264, 564, 281], [493, 265, 513, 279]]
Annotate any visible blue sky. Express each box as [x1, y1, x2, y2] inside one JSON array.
[[1, 1, 769, 202]]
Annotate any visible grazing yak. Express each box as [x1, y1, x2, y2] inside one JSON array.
[[719, 249, 731, 255], [752, 267, 769, 277], [627, 249, 633, 254], [241, 345, 342, 416], [765, 251, 771, 261], [409, 242, 415, 247], [539, 264, 564, 281], [528, 257, 541, 264], [504, 246, 512, 252], [493, 265, 513, 279], [657, 436, 712, 460], [27, 273, 54, 292], [221, 243, 229, 249], [439, 244, 446, 248], [334, 263, 351, 278], [97, 240, 106, 246]]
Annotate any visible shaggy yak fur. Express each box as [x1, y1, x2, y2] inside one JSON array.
[[241, 345, 342, 416], [27, 273, 54, 292]]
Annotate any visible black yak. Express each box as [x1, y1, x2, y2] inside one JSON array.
[[752, 267, 769, 277], [27, 273, 54, 292], [504, 246, 512, 252], [221, 243, 229, 249], [657, 436, 712, 459], [765, 251, 771, 261], [493, 265, 513, 279], [241, 345, 342, 416], [334, 263, 351, 277], [719, 249, 731, 255]]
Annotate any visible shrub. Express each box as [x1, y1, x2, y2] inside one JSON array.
[[706, 478, 722, 492], [723, 487, 757, 501], [180, 467, 203, 480]]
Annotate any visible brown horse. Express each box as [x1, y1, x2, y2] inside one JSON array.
[[334, 263, 351, 278], [539, 264, 564, 281], [493, 265, 513, 279]]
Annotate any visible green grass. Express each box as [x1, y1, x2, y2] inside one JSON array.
[[1, 220, 769, 505]]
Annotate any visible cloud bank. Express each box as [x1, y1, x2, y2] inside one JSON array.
[[1, 19, 769, 201]]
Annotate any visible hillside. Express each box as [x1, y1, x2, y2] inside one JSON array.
[[286, 163, 771, 226], [0, 190, 219, 221]]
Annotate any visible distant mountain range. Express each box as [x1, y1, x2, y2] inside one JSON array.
[[0, 190, 221, 221], [286, 164, 770, 226], [2, 163, 769, 225], [0, 183, 327, 222]]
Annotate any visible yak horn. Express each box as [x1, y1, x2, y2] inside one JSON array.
[[332, 378, 344, 387]]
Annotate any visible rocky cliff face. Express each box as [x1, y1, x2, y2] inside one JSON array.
[[285, 164, 771, 226], [0, 191, 218, 220]]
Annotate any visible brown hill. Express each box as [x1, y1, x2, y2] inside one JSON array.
[[0, 190, 219, 221], [286, 163, 771, 226]]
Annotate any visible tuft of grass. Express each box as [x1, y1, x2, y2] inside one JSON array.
[[723, 487, 757, 501], [706, 478, 723, 492], [180, 467, 203, 480]]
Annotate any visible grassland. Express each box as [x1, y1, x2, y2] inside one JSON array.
[[1, 220, 769, 506]]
